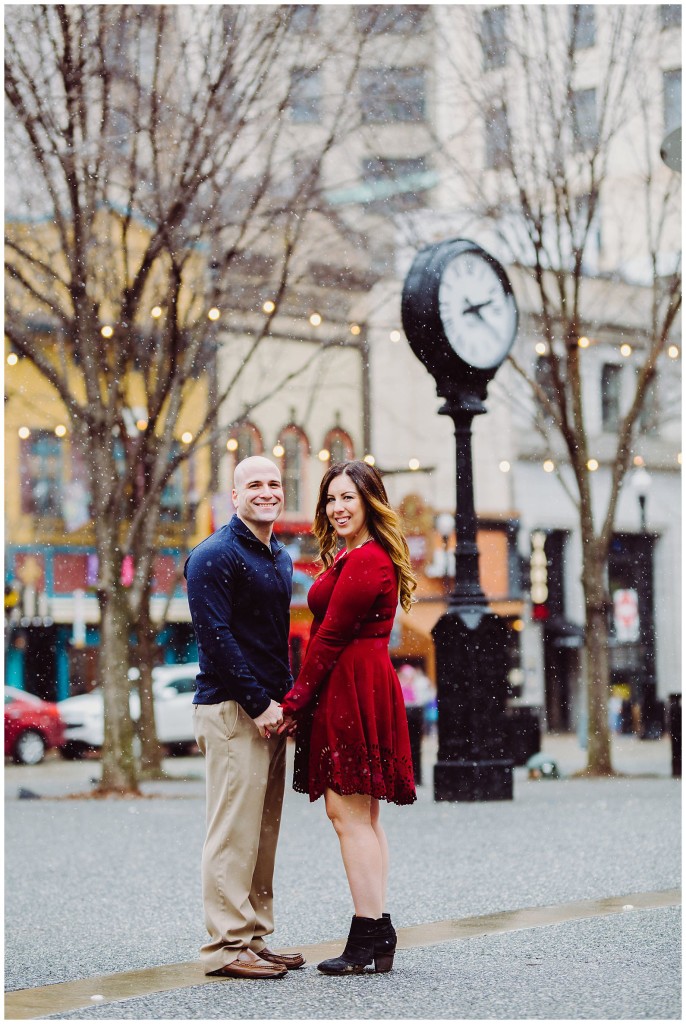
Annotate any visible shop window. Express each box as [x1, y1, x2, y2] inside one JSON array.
[[20, 431, 64, 517], [280, 425, 309, 513], [481, 7, 508, 70], [359, 67, 426, 124], [637, 372, 659, 434], [569, 5, 596, 49], [160, 442, 185, 521]]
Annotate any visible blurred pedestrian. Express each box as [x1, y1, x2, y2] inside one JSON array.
[[279, 460, 417, 975], [184, 456, 304, 979]]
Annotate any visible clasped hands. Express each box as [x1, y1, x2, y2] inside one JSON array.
[[253, 699, 297, 739]]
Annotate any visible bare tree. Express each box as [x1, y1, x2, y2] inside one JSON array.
[[430, 5, 681, 773], [5, 4, 370, 791]]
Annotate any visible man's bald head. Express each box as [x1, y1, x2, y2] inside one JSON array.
[[233, 455, 281, 490], [231, 456, 284, 541]]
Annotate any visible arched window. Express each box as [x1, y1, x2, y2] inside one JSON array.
[[322, 427, 355, 467], [279, 425, 310, 513], [228, 421, 264, 464]]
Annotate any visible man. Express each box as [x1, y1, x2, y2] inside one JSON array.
[[185, 456, 305, 979]]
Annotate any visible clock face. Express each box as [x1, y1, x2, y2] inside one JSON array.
[[437, 250, 517, 369]]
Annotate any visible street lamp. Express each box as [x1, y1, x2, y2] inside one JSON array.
[[631, 466, 651, 532]]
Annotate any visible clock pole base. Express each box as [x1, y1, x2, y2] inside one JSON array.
[[434, 759, 514, 802]]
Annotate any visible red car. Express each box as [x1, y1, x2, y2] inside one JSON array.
[[4, 686, 65, 765]]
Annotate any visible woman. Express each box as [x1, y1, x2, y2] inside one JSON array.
[[279, 460, 417, 976]]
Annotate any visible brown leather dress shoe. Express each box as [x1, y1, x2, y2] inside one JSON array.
[[210, 949, 287, 979], [256, 947, 306, 970]]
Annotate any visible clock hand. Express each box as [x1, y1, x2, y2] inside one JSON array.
[[463, 299, 494, 316]]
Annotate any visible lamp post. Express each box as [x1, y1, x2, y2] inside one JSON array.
[[402, 238, 518, 801], [629, 466, 656, 739]]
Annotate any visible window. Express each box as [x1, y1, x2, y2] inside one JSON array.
[[601, 363, 622, 431], [20, 431, 64, 516], [660, 5, 682, 30], [638, 372, 658, 433], [355, 6, 427, 34], [575, 192, 602, 271], [481, 7, 508, 70], [287, 4, 319, 33], [323, 428, 355, 467], [485, 107, 510, 170], [289, 68, 321, 123], [361, 156, 431, 211], [230, 421, 264, 464], [569, 5, 596, 49], [359, 67, 426, 124], [571, 88, 598, 151], [280, 426, 309, 513], [663, 69, 682, 134], [160, 443, 184, 522], [535, 355, 558, 414]]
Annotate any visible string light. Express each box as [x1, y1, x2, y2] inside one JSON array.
[[309, 313, 322, 326], [181, 432, 193, 444], [208, 307, 220, 321], [151, 306, 162, 319], [101, 325, 113, 338], [543, 459, 555, 473], [318, 449, 330, 462], [55, 424, 67, 437], [535, 342, 547, 356], [620, 343, 632, 357], [587, 458, 599, 471], [363, 454, 375, 466], [227, 438, 238, 452], [512, 619, 524, 632], [578, 336, 590, 348], [499, 460, 511, 472], [390, 330, 401, 343], [668, 345, 679, 359], [263, 300, 275, 314], [7, 353, 18, 365], [273, 443, 285, 457], [350, 324, 361, 336], [633, 455, 645, 467], [409, 458, 420, 470], [136, 419, 148, 432], [18, 427, 30, 439]]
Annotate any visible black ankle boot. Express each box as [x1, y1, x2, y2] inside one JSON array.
[[374, 914, 397, 973], [317, 916, 377, 975]]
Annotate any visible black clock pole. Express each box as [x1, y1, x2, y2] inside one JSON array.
[[401, 237, 516, 802], [431, 386, 514, 801]]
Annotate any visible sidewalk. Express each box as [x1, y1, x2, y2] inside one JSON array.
[[4, 733, 681, 1020]]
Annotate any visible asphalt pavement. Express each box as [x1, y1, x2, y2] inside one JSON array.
[[4, 733, 681, 1021]]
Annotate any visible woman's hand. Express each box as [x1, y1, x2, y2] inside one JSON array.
[[277, 714, 297, 736]]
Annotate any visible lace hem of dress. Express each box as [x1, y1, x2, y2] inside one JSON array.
[[293, 741, 417, 806]]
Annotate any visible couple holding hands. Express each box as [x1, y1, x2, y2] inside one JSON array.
[[185, 455, 417, 979]]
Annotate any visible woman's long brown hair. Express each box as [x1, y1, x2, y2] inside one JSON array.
[[312, 460, 417, 613]]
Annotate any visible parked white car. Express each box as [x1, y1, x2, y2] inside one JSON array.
[[58, 663, 199, 760]]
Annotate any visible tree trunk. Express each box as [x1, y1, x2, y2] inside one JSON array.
[[137, 593, 165, 780], [581, 552, 615, 776], [98, 581, 139, 794]]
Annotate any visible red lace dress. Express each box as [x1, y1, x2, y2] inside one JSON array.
[[281, 540, 416, 805]]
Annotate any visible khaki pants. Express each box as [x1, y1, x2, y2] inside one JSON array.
[[193, 701, 286, 974]]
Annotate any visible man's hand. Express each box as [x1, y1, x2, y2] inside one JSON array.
[[276, 714, 297, 737], [253, 699, 284, 739]]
